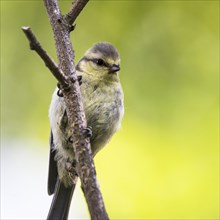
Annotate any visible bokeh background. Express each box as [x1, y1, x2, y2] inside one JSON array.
[[1, 1, 219, 219]]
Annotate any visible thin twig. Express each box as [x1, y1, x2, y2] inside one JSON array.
[[64, 0, 89, 26], [21, 26, 68, 87]]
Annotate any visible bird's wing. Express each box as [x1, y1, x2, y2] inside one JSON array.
[[47, 131, 58, 195]]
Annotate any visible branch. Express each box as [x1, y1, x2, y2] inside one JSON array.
[[21, 26, 68, 88], [43, 0, 109, 219], [64, 0, 89, 25]]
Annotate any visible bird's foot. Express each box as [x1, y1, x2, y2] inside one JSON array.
[[83, 126, 92, 138], [68, 136, 73, 143], [77, 75, 82, 86], [56, 83, 63, 97]]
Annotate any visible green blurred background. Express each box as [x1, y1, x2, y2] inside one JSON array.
[[1, 1, 219, 219]]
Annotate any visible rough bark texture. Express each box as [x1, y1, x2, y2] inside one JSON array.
[[22, 0, 109, 219]]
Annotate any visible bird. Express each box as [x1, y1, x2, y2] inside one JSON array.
[[47, 42, 124, 220]]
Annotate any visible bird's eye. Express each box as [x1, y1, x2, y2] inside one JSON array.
[[96, 59, 105, 66]]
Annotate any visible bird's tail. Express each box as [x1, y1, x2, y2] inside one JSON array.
[[47, 179, 76, 220]]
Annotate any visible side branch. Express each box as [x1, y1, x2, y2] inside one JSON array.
[[64, 0, 89, 25], [21, 26, 68, 88]]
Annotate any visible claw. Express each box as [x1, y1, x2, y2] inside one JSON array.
[[77, 75, 82, 86], [57, 83, 64, 97], [83, 126, 92, 138], [57, 89, 63, 97], [68, 136, 73, 143]]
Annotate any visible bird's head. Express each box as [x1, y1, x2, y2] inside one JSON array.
[[77, 42, 120, 81]]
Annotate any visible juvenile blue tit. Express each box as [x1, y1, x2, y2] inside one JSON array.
[[47, 42, 124, 220]]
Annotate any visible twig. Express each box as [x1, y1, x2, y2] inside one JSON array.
[[64, 0, 89, 26], [21, 26, 68, 88]]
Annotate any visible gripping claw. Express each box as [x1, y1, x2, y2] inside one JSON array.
[[57, 89, 63, 97], [77, 75, 82, 86], [83, 126, 92, 138]]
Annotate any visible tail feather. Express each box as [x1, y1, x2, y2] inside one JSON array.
[[47, 179, 75, 220]]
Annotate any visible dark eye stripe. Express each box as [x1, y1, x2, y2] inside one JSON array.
[[81, 57, 108, 67]]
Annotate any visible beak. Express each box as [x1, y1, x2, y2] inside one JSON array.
[[110, 64, 120, 73]]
